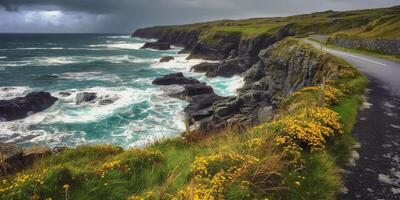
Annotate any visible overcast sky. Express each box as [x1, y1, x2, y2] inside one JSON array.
[[0, 0, 398, 33]]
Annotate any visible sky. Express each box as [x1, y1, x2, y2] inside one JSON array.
[[0, 0, 399, 33]]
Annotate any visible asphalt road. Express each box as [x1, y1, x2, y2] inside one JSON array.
[[304, 39, 400, 199]]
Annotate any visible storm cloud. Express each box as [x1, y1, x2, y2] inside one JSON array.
[[0, 0, 398, 33]]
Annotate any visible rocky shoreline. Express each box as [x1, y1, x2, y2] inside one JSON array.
[[0, 92, 58, 121], [0, 32, 340, 176], [138, 25, 341, 131]]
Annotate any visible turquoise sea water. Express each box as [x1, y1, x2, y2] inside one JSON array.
[[0, 34, 243, 148]]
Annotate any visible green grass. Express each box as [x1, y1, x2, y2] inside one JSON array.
[[308, 37, 400, 62], [326, 43, 400, 63], [0, 38, 368, 200], [141, 5, 399, 50]]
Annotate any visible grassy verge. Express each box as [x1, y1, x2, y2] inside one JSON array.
[[0, 40, 367, 200], [309, 37, 400, 63]]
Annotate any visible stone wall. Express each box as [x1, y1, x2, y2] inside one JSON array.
[[329, 37, 400, 55]]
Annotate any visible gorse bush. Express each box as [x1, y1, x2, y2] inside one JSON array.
[[0, 38, 367, 200], [272, 107, 343, 156]]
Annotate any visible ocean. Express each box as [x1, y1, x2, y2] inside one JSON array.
[[0, 34, 243, 148]]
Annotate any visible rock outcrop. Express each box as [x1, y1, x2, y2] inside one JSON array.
[[205, 38, 340, 129], [152, 73, 200, 85], [0, 92, 58, 121], [153, 73, 226, 125], [141, 42, 171, 50], [159, 56, 175, 62], [75, 92, 97, 105], [0, 143, 51, 176], [132, 24, 295, 78], [0, 143, 23, 176], [138, 24, 340, 132], [134, 28, 200, 51], [190, 62, 219, 76]]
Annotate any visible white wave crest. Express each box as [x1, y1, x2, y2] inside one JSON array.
[[15, 47, 64, 50], [130, 37, 157, 42], [89, 43, 144, 50], [0, 86, 33, 100], [150, 53, 211, 71], [60, 72, 122, 83], [0, 55, 156, 67], [0, 85, 187, 148]]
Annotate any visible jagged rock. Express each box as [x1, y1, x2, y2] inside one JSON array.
[[0, 143, 53, 176], [213, 97, 242, 118], [98, 95, 119, 106], [181, 84, 213, 96], [75, 92, 97, 105], [0, 143, 23, 176], [184, 94, 226, 122], [187, 32, 241, 60], [22, 146, 51, 166], [159, 56, 174, 62], [191, 62, 219, 74], [0, 92, 58, 121], [98, 98, 115, 105], [138, 24, 339, 131], [141, 42, 171, 50], [152, 73, 200, 85], [153, 73, 224, 126], [209, 57, 251, 77], [133, 28, 200, 51]]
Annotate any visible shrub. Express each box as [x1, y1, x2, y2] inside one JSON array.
[[272, 107, 343, 156]]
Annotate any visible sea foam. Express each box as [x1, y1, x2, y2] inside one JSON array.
[[0, 86, 33, 100], [0, 55, 156, 67]]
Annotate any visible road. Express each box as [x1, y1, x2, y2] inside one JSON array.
[[305, 39, 400, 199]]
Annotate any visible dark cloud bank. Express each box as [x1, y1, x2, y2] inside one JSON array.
[[0, 0, 398, 33]]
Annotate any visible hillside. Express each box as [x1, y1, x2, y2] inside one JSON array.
[[0, 37, 368, 200], [3, 5, 393, 200], [133, 5, 400, 57]]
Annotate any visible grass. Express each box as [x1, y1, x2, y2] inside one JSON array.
[[308, 36, 400, 62], [326, 43, 400, 63], [0, 38, 368, 200], [140, 5, 399, 51]]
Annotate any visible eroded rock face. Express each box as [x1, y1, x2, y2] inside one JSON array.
[[141, 42, 171, 50], [153, 73, 226, 126], [139, 23, 337, 132], [75, 92, 97, 105], [0, 143, 52, 176], [0, 92, 58, 121], [152, 73, 201, 85], [0, 143, 23, 176], [191, 62, 219, 74], [22, 146, 51, 166], [208, 38, 339, 129]]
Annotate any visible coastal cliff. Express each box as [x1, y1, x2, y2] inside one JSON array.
[[133, 5, 399, 60], [4, 5, 400, 200], [201, 38, 342, 130], [145, 37, 345, 133]]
